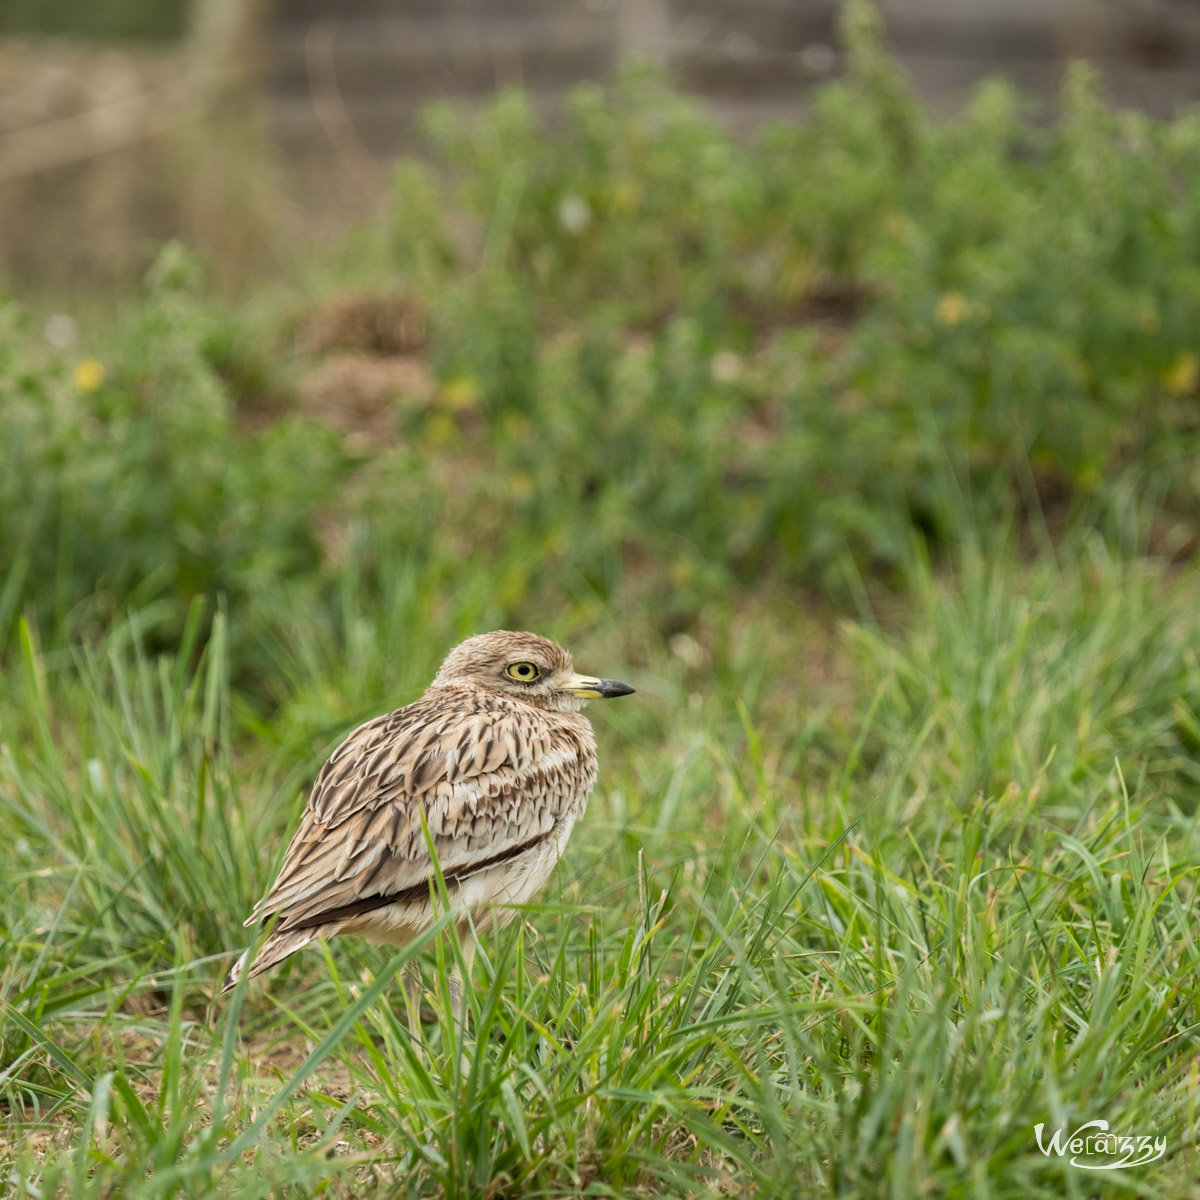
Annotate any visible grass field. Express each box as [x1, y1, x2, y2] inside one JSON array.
[[5, 546, 1200, 1196], [4, 8, 1200, 1195]]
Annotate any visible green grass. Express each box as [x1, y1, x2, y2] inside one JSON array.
[[4, 2, 1200, 1192], [3, 544, 1200, 1196]]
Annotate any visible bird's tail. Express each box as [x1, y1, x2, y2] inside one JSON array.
[[222, 925, 330, 995]]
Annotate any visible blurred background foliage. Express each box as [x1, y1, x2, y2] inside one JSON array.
[[0, 0, 189, 41], [2, 12, 1200, 697]]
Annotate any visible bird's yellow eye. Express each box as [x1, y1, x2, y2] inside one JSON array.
[[504, 661, 541, 682]]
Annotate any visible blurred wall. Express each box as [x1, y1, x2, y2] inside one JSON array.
[[3, 0, 1200, 291], [0, 0, 271, 293], [0, 37, 187, 287]]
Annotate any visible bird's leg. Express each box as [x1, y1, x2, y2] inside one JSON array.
[[448, 931, 477, 1072], [448, 933, 476, 1028], [401, 958, 424, 1046]]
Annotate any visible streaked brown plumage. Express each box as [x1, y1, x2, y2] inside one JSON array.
[[224, 631, 634, 995]]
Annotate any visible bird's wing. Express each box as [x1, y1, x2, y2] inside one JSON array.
[[245, 693, 595, 933]]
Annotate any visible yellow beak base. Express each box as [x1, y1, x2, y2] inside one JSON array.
[[559, 672, 636, 699]]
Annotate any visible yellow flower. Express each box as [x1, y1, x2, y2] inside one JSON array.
[[440, 376, 481, 411], [935, 292, 968, 326], [425, 413, 457, 444], [508, 470, 534, 502], [610, 182, 640, 215], [1164, 352, 1198, 397], [73, 358, 105, 391], [669, 557, 696, 587]]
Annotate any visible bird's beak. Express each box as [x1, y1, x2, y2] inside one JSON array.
[[559, 671, 636, 699]]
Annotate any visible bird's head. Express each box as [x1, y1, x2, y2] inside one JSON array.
[[430, 631, 635, 713]]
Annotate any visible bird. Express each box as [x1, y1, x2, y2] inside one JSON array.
[[223, 630, 634, 1029]]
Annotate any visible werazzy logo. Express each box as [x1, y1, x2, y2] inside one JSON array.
[[1034, 1121, 1166, 1170]]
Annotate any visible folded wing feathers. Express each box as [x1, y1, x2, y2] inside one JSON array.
[[238, 690, 596, 951]]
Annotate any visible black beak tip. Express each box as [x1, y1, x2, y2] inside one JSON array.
[[599, 679, 636, 699]]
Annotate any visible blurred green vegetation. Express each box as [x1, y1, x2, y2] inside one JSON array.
[[4, 18, 1200, 680], [0, 0, 189, 41]]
